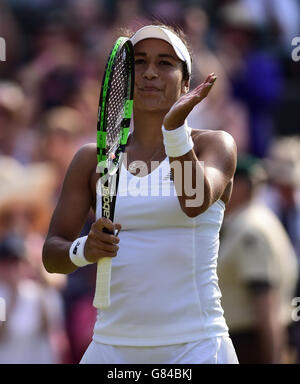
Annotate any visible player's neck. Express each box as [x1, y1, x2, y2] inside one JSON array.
[[132, 110, 165, 148]]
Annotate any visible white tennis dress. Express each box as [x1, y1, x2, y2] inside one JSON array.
[[80, 157, 238, 364]]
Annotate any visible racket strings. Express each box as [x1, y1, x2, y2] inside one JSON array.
[[106, 49, 130, 151]]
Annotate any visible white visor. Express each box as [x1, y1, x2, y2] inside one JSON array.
[[130, 25, 192, 76]]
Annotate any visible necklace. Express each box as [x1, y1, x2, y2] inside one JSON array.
[[128, 144, 165, 173]]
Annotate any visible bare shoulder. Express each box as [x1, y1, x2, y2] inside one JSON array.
[[61, 142, 98, 196], [192, 129, 237, 175], [72, 142, 97, 167], [192, 129, 236, 152], [68, 142, 97, 177]]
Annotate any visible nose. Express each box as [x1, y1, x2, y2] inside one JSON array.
[[143, 63, 158, 80]]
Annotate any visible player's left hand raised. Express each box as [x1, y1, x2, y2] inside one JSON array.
[[163, 73, 217, 131]]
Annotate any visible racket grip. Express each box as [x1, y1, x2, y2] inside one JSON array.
[[93, 227, 119, 309], [93, 257, 112, 309]]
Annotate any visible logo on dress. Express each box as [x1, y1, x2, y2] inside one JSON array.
[[163, 170, 174, 182]]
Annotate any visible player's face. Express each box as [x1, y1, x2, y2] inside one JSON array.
[[133, 38, 188, 113]]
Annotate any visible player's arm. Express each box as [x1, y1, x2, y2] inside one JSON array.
[[42, 144, 120, 274], [163, 73, 237, 217], [170, 130, 236, 217]]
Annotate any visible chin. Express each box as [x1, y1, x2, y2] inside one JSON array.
[[135, 100, 171, 113]]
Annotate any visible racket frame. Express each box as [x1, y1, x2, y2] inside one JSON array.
[[93, 37, 134, 309]]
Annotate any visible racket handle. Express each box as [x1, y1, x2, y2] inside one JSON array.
[[93, 227, 119, 309], [93, 257, 112, 309]]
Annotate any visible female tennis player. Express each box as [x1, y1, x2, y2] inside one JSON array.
[[43, 25, 238, 364]]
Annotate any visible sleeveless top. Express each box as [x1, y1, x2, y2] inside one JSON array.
[[93, 157, 229, 346]]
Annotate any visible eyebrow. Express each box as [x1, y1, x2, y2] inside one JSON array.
[[135, 52, 178, 61]]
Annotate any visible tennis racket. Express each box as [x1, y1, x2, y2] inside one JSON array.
[[93, 37, 135, 309]]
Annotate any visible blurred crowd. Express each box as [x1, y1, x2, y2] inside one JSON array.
[[0, 0, 299, 364]]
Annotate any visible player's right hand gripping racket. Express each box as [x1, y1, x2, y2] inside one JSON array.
[[93, 37, 134, 309]]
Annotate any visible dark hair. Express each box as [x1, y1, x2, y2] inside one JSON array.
[[119, 23, 192, 82]]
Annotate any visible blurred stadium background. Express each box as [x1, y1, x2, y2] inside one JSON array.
[[0, 0, 299, 364]]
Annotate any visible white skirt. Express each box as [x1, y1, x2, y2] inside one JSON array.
[[80, 336, 238, 364]]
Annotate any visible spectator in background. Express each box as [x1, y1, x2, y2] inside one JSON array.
[[35, 106, 84, 195], [184, 4, 250, 154], [142, 0, 183, 27], [261, 136, 300, 260], [218, 155, 299, 363], [259, 136, 300, 361], [0, 232, 56, 364], [113, 0, 148, 30], [240, 0, 300, 55], [71, 79, 100, 144], [215, 1, 284, 158], [0, 156, 70, 363], [0, 82, 32, 163], [17, 24, 81, 111], [0, 156, 56, 236], [63, 272, 97, 364]]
